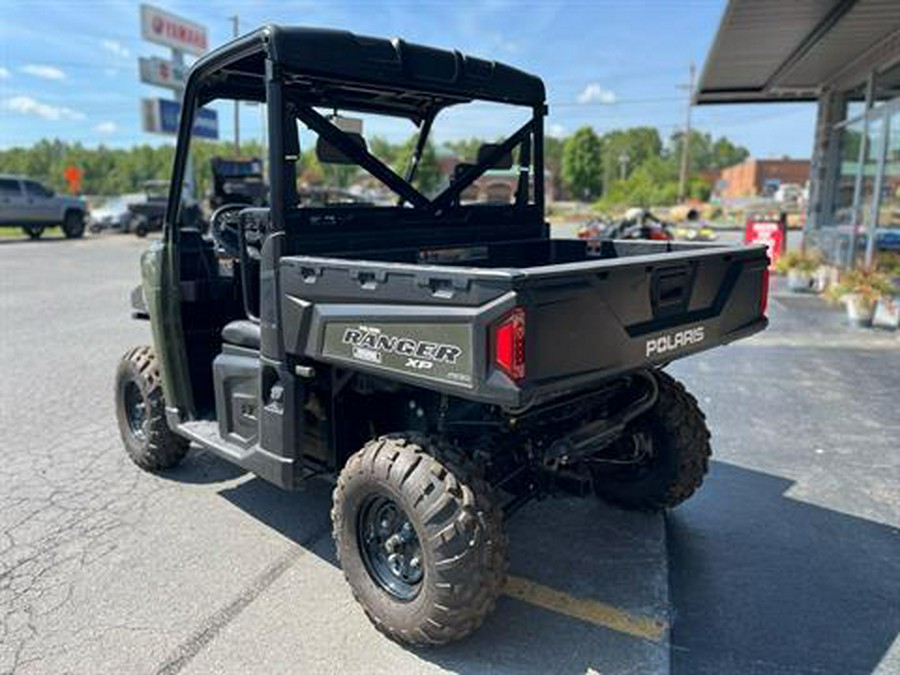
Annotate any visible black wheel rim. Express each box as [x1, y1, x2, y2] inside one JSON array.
[[123, 380, 148, 442], [357, 495, 423, 601]]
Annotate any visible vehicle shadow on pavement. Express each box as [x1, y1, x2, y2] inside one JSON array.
[[0, 235, 70, 245], [219, 474, 669, 674], [668, 460, 900, 675], [159, 447, 248, 484]]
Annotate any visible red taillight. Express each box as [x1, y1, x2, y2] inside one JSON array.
[[494, 308, 526, 381], [760, 267, 770, 315]]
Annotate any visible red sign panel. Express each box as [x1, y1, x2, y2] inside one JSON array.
[[63, 165, 83, 194], [140, 4, 208, 55], [744, 213, 785, 270]]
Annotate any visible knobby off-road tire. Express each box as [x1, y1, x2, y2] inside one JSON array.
[[332, 434, 507, 645], [594, 371, 711, 511], [115, 346, 189, 471], [62, 210, 85, 239]]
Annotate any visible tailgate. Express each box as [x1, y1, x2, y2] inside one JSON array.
[[515, 243, 769, 401]]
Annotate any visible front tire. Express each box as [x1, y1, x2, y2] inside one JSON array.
[[332, 434, 506, 645], [62, 210, 85, 239], [592, 371, 711, 510], [115, 346, 189, 471]]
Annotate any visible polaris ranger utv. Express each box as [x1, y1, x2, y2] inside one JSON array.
[[115, 26, 769, 646]]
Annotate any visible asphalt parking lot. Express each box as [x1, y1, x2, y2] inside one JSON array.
[[1, 233, 898, 674]]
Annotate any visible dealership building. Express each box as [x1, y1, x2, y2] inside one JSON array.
[[696, 0, 900, 267]]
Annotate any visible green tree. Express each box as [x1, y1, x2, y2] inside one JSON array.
[[391, 136, 442, 195], [561, 126, 603, 200], [442, 138, 483, 162], [668, 130, 749, 173], [600, 127, 663, 187], [543, 135, 565, 192]]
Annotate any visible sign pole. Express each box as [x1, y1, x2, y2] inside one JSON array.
[[170, 47, 194, 200]]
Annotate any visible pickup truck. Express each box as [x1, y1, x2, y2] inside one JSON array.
[[114, 26, 769, 646], [0, 174, 85, 239]]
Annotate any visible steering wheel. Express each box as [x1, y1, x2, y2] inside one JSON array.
[[209, 204, 256, 259]]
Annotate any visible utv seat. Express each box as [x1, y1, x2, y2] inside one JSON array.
[[221, 320, 261, 350]]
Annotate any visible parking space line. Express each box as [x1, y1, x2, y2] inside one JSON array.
[[503, 575, 667, 641]]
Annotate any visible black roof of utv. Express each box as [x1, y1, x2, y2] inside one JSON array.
[[191, 25, 545, 119]]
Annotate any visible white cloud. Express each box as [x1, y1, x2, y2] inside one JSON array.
[[101, 39, 130, 59], [94, 121, 118, 135], [577, 83, 616, 105], [1, 95, 84, 121], [21, 64, 65, 81], [0, 66, 10, 80], [548, 123, 567, 139]]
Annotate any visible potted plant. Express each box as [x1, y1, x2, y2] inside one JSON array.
[[775, 249, 822, 292], [825, 267, 895, 327], [873, 252, 900, 329]]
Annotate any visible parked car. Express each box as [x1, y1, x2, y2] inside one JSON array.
[[126, 180, 202, 237], [88, 194, 145, 233], [0, 174, 86, 239]]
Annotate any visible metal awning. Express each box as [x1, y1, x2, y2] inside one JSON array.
[[696, 0, 900, 104]]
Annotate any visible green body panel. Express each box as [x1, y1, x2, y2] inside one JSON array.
[[141, 239, 195, 418]]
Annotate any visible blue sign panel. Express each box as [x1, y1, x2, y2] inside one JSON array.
[[156, 98, 218, 139]]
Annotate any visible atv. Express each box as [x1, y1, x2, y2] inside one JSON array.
[[116, 25, 769, 645], [208, 156, 267, 211]]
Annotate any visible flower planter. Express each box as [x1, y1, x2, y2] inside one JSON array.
[[873, 296, 899, 330], [787, 269, 815, 292], [843, 293, 876, 327]]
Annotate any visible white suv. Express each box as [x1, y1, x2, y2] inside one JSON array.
[[0, 175, 86, 239]]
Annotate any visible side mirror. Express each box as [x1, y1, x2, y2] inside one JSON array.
[[316, 132, 367, 165], [477, 143, 513, 170]]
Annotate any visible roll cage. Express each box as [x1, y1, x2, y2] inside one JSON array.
[[165, 25, 547, 241]]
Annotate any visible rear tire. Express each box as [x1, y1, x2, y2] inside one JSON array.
[[62, 210, 85, 239], [23, 226, 43, 240], [592, 371, 710, 510], [115, 346, 189, 471], [332, 434, 506, 645], [134, 217, 149, 238]]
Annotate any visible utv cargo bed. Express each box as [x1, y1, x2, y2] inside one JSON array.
[[279, 237, 769, 408]]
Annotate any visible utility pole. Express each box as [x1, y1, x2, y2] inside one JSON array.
[[677, 62, 695, 203], [230, 15, 240, 156], [618, 152, 630, 181]]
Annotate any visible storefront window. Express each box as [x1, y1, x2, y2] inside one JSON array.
[[859, 116, 884, 234], [879, 108, 900, 230], [842, 83, 868, 120], [831, 120, 864, 226]]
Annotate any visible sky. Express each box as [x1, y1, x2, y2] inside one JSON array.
[[0, 0, 818, 158]]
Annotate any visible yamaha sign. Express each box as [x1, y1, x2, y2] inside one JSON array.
[[140, 4, 208, 55]]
